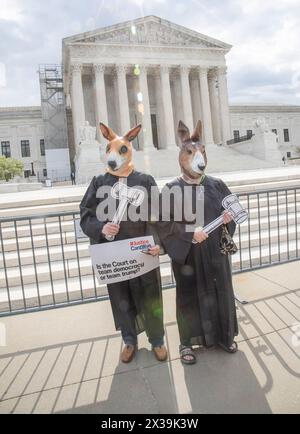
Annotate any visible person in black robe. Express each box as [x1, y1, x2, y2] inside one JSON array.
[[80, 123, 167, 364], [158, 120, 238, 364]]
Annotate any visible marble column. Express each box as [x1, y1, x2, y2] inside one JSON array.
[[70, 63, 85, 147], [180, 65, 194, 131], [208, 69, 222, 145], [218, 66, 232, 145], [93, 64, 108, 137], [160, 65, 176, 147], [154, 70, 165, 150], [116, 64, 131, 133], [138, 65, 153, 149], [190, 73, 202, 127], [199, 67, 214, 145]]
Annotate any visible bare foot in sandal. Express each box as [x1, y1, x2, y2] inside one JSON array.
[[179, 345, 197, 365], [219, 341, 238, 354]]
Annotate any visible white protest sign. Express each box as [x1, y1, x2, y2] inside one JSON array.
[[90, 236, 159, 285]]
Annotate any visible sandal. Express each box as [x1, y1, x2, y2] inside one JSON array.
[[179, 345, 197, 365], [219, 341, 238, 354]]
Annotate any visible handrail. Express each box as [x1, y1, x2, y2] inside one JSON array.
[[227, 133, 254, 146]]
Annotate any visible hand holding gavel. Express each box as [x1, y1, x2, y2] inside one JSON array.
[[102, 223, 120, 237], [223, 210, 234, 225], [193, 194, 248, 245]]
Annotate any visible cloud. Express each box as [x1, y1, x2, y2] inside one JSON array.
[[181, 0, 300, 104], [0, 0, 299, 106], [0, 0, 24, 22]]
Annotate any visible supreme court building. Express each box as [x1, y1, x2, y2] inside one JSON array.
[[1, 15, 300, 182], [62, 15, 232, 176]]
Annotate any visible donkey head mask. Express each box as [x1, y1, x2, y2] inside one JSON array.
[[177, 120, 207, 181]]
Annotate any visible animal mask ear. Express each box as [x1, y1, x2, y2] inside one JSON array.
[[124, 125, 142, 142], [191, 120, 202, 143], [178, 121, 191, 144], [99, 123, 117, 141]]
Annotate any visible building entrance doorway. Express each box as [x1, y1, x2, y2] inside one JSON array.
[[151, 114, 159, 149]]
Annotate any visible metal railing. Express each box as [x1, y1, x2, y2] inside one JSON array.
[[227, 133, 254, 146], [0, 187, 299, 317]]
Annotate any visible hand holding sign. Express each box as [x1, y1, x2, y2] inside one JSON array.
[[142, 245, 161, 256], [90, 236, 159, 285]]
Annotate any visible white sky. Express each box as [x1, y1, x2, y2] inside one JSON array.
[[0, 0, 300, 107]]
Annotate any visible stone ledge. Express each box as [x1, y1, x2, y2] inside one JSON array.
[[0, 183, 43, 194]]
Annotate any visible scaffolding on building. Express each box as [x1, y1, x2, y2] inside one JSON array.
[[39, 64, 70, 181]]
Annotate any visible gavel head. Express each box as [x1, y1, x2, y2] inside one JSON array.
[[99, 123, 142, 178], [111, 182, 145, 207], [222, 194, 248, 225]]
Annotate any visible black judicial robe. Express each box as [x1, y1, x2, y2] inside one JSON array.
[[158, 176, 238, 348], [80, 171, 164, 340]]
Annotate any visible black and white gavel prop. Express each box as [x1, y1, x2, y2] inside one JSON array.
[[193, 194, 248, 243], [106, 181, 145, 242]]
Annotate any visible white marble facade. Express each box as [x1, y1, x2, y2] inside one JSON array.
[[63, 16, 233, 156], [1, 16, 300, 183], [0, 107, 47, 181], [230, 105, 300, 158]]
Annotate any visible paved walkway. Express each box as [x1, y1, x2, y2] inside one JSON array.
[[0, 261, 300, 414]]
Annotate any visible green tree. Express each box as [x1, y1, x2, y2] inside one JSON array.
[[0, 156, 24, 182]]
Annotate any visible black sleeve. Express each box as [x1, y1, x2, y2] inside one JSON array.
[[145, 175, 164, 251], [80, 176, 106, 243], [156, 183, 194, 264], [218, 179, 237, 237]]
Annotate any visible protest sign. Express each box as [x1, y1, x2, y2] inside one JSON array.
[[90, 236, 159, 285]]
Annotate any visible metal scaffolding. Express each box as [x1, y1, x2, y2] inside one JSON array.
[[39, 64, 70, 181]]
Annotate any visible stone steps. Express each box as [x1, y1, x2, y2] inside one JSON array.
[[0, 180, 297, 219], [0, 218, 75, 240], [230, 179, 300, 193], [0, 224, 298, 270], [0, 202, 300, 253], [205, 146, 275, 173], [0, 202, 78, 219], [0, 188, 87, 211], [1, 191, 299, 239], [0, 256, 173, 298], [1, 168, 299, 309], [1, 240, 298, 303], [1, 202, 299, 286], [1, 169, 300, 219], [1, 242, 88, 267]]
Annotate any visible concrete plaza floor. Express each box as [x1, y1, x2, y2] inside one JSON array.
[[0, 261, 300, 414]]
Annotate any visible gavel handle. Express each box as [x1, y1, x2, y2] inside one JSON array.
[[203, 215, 226, 235], [193, 215, 230, 244], [105, 198, 130, 242]]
